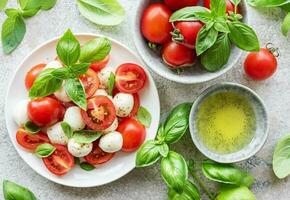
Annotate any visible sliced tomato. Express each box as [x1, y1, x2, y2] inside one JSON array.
[[84, 141, 115, 165], [43, 144, 74, 176], [115, 63, 147, 93], [80, 68, 99, 98], [25, 63, 46, 90], [81, 96, 116, 131], [90, 55, 110, 72], [16, 129, 49, 151], [129, 93, 140, 117]]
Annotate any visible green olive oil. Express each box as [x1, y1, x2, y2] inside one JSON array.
[[195, 91, 256, 154]]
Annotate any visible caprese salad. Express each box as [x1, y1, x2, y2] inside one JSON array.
[[12, 30, 152, 176]]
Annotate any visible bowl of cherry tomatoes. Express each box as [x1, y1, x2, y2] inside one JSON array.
[[133, 0, 249, 84]]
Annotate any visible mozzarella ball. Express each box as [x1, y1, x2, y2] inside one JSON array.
[[98, 67, 115, 89], [102, 118, 118, 134], [47, 122, 68, 145], [99, 131, 123, 153], [54, 82, 71, 103], [67, 138, 93, 157], [113, 93, 134, 117], [44, 60, 62, 70], [93, 89, 108, 97], [13, 99, 29, 126], [63, 106, 86, 131]]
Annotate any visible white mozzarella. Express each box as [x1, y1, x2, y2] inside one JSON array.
[[93, 89, 108, 97], [113, 93, 134, 117], [102, 118, 118, 134], [13, 99, 29, 126], [63, 106, 86, 131], [67, 138, 93, 157], [98, 67, 115, 89], [99, 131, 123, 153], [54, 82, 71, 103], [47, 122, 68, 145], [44, 60, 62, 70]]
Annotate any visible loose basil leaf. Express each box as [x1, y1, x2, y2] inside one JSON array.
[[61, 122, 74, 139], [35, 143, 56, 158], [73, 130, 102, 143], [21, 8, 40, 18], [80, 162, 95, 171], [5, 9, 20, 17], [137, 106, 152, 128], [76, 0, 125, 26], [40, 0, 57, 10], [18, 0, 41, 10], [161, 151, 188, 193], [79, 37, 112, 63], [202, 161, 254, 187], [136, 140, 161, 167], [64, 78, 87, 110], [246, 0, 287, 7], [196, 26, 218, 56], [168, 180, 200, 200], [24, 121, 41, 134], [3, 180, 37, 200], [107, 72, 115, 96], [70, 63, 90, 76], [201, 33, 231, 72], [159, 143, 169, 157], [163, 103, 192, 144], [0, 0, 8, 10], [29, 68, 63, 98], [56, 29, 80, 66], [216, 186, 256, 200], [51, 67, 71, 79], [273, 134, 290, 178], [2, 15, 26, 54], [74, 157, 80, 165], [228, 21, 260, 51], [169, 6, 211, 23], [210, 0, 226, 17], [282, 12, 290, 36]]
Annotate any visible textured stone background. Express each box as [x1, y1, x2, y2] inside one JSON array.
[[0, 1, 290, 199]]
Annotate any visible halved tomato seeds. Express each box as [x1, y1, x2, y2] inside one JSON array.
[[80, 68, 99, 98], [84, 141, 115, 165]]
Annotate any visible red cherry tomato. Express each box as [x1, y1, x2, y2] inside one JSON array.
[[141, 3, 173, 44], [90, 55, 110, 72], [115, 63, 147, 93], [16, 129, 49, 151], [43, 144, 74, 176], [204, 0, 238, 14], [244, 48, 278, 80], [84, 141, 115, 165], [117, 118, 146, 152], [27, 97, 64, 127], [174, 21, 203, 47], [25, 63, 46, 90], [81, 96, 116, 131], [80, 68, 99, 98], [162, 41, 196, 68], [164, 0, 199, 11]]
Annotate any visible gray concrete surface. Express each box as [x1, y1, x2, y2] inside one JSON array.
[[1, 1, 290, 199]]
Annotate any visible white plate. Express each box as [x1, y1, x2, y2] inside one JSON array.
[[5, 34, 160, 187]]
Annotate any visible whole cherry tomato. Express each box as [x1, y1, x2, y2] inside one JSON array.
[[164, 0, 199, 11], [90, 55, 110, 72], [204, 0, 238, 14], [25, 63, 46, 90]]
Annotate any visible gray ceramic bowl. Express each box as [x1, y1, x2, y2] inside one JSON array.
[[132, 1, 248, 84], [189, 82, 268, 163]]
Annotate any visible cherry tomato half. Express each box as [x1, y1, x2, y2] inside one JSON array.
[[174, 21, 203, 47], [43, 144, 74, 176], [117, 118, 146, 152], [164, 0, 199, 11], [141, 3, 173, 44], [25, 63, 46, 90], [129, 93, 140, 117], [244, 48, 278, 80], [27, 97, 64, 127], [16, 129, 49, 151], [84, 141, 115, 165], [204, 0, 238, 14], [115, 63, 147, 93], [81, 96, 116, 131], [90, 55, 110, 72], [80, 68, 99, 98]]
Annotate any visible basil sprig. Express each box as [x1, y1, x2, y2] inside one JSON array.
[[168, 180, 200, 200], [3, 180, 37, 200]]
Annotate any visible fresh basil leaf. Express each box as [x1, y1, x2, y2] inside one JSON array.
[[107, 72, 115, 96], [21, 8, 40, 18], [61, 122, 74, 139], [202, 160, 254, 187], [168, 180, 200, 200], [51, 67, 71, 79], [136, 140, 161, 167], [210, 0, 226, 17], [196, 26, 218, 56], [137, 106, 152, 128], [70, 63, 90, 77], [3, 180, 37, 200], [201, 33, 231, 72], [281, 3, 290, 11], [169, 6, 211, 23], [246, 0, 287, 7], [273, 134, 290, 178], [5, 9, 20, 17], [163, 103, 192, 144], [2, 15, 26, 54], [228, 21, 260, 51], [80, 162, 95, 171], [40, 0, 57, 10], [159, 143, 169, 157], [18, 0, 41, 10], [35, 143, 56, 158], [79, 37, 112, 63], [76, 0, 125, 26], [156, 123, 166, 142], [64, 78, 87, 110], [29, 68, 63, 98], [56, 29, 80, 66], [73, 130, 101, 143], [24, 121, 41, 134], [214, 21, 230, 33], [282, 12, 290, 36], [74, 157, 80, 165], [0, 0, 8, 10], [216, 186, 256, 200], [161, 151, 188, 193]]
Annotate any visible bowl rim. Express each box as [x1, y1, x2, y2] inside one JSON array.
[[189, 82, 269, 163]]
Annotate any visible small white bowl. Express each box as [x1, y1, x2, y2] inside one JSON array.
[[132, 1, 248, 84], [189, 82, 268, 163]]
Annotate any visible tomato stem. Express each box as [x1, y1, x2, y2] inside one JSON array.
[[266, 43, 280, 57]]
